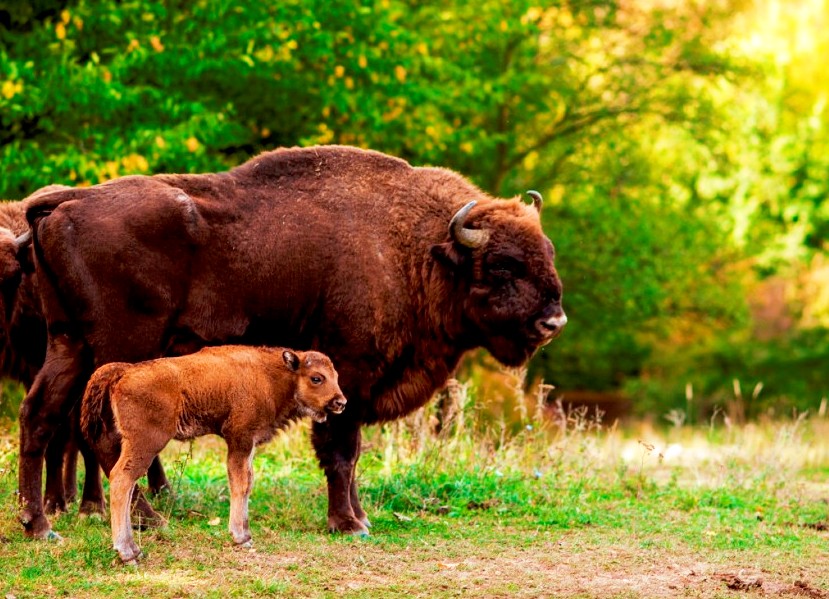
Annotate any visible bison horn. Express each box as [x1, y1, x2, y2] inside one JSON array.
[[449, 201, 489, 248], [526, 190, 542, 214], [13, 230, 31, 249]]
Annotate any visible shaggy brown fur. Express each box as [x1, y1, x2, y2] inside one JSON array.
[[0, 192, 168, 524], [20, 145, 566, 538], [81, 345, 345, 564]]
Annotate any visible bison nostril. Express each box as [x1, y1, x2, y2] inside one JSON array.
[[537, 313, 567, 335]]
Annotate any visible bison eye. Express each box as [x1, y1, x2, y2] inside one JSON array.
[[487, 255, 524, 280], [310, 375, 324, 385]]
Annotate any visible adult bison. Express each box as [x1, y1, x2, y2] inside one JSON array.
[[19, 145, 567, 538], [0, 192, 103, 518], [0, 192, 168, 521]]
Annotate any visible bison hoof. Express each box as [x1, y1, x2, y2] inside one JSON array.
[[328, 516, 370, 536], [79, 500, 107, 518], [148, 483, 172, 497], [44, 497, 67, 516], [235, 539, 254, 549], [20, 513, 54, 540]]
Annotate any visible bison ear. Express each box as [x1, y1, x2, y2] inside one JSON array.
[[282, 350, 300, 372], [430, 242, 466, 268]]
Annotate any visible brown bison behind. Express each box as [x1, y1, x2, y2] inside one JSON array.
[[81, 345, 346, 564], [19, 144, 566, 539], [0, 192, 169, 522]]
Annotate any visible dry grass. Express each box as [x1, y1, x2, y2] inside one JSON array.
[[0, 382, 827, 598]]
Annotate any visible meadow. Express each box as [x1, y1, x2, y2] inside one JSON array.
[[1, 384, 827, 598]]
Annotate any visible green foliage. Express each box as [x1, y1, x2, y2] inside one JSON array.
[[627, 327, 829, 418], [0, 0, 827, 410]]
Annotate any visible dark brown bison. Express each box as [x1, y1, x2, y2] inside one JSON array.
[[81, 346, 346, 563], [0, 192, 169, 523], [19, 144, 566, 538], [0, 193, 101, 518]]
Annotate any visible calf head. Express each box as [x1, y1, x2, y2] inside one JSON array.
[[431, 192, 566, 367], [283, 350, 346, 423]]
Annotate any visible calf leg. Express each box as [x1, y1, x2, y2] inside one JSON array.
[[312, 416, 368, 535], [18, 335, 87, 539], [226, 442, 255, 546], [109, 438, 166, 564], [94, 429, 164, 527]]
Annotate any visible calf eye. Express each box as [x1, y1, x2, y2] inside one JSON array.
[[310, 375, 324, 385]]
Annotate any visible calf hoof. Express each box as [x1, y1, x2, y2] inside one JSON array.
[[79, 499, 107, 518], [328, 516, 370, 536], [116, 545, 143, 566], [234, 539, 254, 549]]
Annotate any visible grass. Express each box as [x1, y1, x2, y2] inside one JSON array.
[[0, 387, 827, 598]]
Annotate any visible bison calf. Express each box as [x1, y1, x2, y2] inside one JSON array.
[[80, 345, 346, 564]]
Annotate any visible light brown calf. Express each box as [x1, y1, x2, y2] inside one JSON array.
[[80, 345, 346, 564]]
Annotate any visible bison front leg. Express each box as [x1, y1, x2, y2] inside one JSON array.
[[312, 415, 368, 536], [18, 335, 87, 539]]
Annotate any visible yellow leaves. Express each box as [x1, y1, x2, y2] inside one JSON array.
[[260, 127, 271, 138], [127, 39, 140, 52], [102, 160, 119, 181], [55, 22, 66, 40], [460, 141, 474, 154], [344, 77, 354, 90], [1, 80, 22, 100], [60, 10, 70, 24], [102, 69, 112, 83], [315, 122, 335, 145], [358, 55, 368, 69], [500, 20, 509, 32], [522, 6, 543, 25], [416, 43, 428, 56], [121, 153, 149, 173], [155, 136, 166, 149], [150, 35, 164, 52], [334, 65, 345, 78], [394, 65, 407, 83], [185, 137, 200, 153]]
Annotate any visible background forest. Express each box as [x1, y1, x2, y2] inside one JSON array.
[[1, 0, 827, 422]]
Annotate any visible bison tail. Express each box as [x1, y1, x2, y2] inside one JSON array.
[[80, 363, 128, 442]]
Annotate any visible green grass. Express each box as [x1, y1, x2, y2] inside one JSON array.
[[0, 401, 827, 597]]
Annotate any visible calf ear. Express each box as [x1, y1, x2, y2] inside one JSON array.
[[430, 242, 466, 268], [282, 350, 300, 372]]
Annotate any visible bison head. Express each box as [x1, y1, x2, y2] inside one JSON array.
[[431, 192, 566, 367]]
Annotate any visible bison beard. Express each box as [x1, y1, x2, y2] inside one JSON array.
[[18, 145, 566, 538]]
